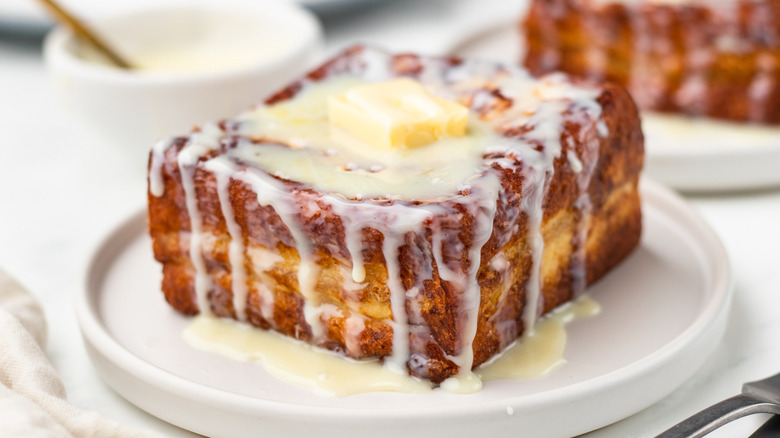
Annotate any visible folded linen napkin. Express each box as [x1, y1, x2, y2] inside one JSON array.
[[0, 268, 162, 438]]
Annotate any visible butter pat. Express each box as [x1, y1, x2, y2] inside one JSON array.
[[328, 78, 469, 149]]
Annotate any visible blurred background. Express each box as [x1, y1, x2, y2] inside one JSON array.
[[0, 0, 523, 53]]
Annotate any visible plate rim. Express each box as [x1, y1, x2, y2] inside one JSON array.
[[77, 179, 732, 428]]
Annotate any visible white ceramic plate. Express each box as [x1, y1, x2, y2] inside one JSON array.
[[446, 21, 780, 193], [79, 180, 731, 438]]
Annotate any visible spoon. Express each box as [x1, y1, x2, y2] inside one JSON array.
[[37, 0, 134, 69]]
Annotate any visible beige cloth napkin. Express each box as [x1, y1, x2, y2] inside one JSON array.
[[0, 268, 162, 438]]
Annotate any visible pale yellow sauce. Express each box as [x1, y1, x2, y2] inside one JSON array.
[[235, 77, 501, 201], [74, 14, 297, 74], [477, 296, 600, 381], [184, 296, 600, 397], [129, 45, 277, 74], [184, 315, 433, 398]]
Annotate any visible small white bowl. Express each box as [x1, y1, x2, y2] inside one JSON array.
[[44, 2, 322, 172]]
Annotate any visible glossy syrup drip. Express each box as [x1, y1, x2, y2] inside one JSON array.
[[337, 195, 440, 370], [149, 47, 608, 384], [148, 138, 171, 197], [478, 72, 607, 337], [210, 155, 325, 339], [434, 176, 500, 392], [382, 232, 412, 373], [175, 124, 225, 317], [205, 158, 250, 321]]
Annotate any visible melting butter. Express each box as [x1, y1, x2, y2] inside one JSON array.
[[184, 296, 600, 397], [328, 77, 469, 150], [233, 77, 502, 201]]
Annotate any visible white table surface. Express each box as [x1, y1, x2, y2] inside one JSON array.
[[1, 0, 780, 436]]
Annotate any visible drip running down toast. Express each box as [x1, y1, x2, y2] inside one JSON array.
[[147, 46, 644, 385], [523, 0, 780, 124]]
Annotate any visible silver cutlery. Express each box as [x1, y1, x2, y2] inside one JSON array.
[[657, 372, 780, 437]]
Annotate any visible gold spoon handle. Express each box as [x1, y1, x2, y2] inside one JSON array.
[[38, 0, 133, 69]]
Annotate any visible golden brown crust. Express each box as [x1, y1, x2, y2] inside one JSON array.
[[147, 46, 644, 383], [523, 0, 780, 124]]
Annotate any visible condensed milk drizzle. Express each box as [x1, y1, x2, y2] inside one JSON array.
[[175, 124, 225, 317], [212, 155, 325, 339], [205, 158, 250, 321], [383, 232, 412, 372], [184, 295, 601, 397], [148, 138, 171, 197], [148, 47, 607, 386]]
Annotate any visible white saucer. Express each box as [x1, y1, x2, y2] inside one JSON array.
[[445, 21, 780, 193], [79, 180, 731, 438]]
